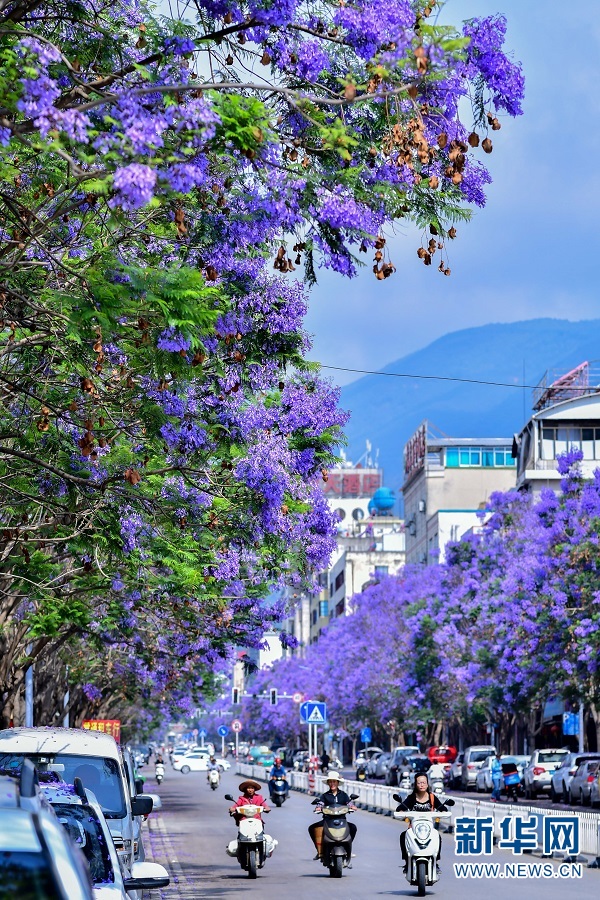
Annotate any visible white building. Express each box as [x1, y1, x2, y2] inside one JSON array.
[[515, 362, 600, 495]]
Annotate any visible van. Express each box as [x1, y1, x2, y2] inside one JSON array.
[[461, 745, 496, 790], [0, 727, 153, 870]]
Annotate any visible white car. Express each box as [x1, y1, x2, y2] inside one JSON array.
[[173, 750, 229, 774], [524, 749, 569, 798], [42, 780, 169, 898]]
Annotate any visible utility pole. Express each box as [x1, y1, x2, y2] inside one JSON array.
[[25, 645, 33, 728]]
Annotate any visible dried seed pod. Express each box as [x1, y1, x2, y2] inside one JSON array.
[[226, 54, 234, 65], [344, 83, 357, 101], [452, 171, 463, 184], [260, 50, 271, 65], [482, 138, 493, 154], [468, 131, 480, 148], [437, 132, 448, 149], [429, 175, 439, 189], [491, 118, 501, 131], [448, 227, 457, 239], [417, 247, 427, 259]]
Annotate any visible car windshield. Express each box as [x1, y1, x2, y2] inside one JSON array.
[[53, 804, 113, 885], [0, 753, 126, 818], [0, 851, 60, 900], [538, 751, 568, 764], [470, 750, 495, 763]]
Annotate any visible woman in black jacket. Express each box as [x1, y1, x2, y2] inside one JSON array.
[[399, 773, 447, 873]]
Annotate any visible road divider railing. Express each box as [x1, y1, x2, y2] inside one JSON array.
[[236, 762, 600, 866]]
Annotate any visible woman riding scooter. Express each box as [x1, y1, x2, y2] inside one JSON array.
[[399, 773, 447, 874], [308, 772, 357, 867]]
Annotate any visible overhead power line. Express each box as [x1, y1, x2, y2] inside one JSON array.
[[316, 364, 593, 392]]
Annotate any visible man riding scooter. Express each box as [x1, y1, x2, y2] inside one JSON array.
[[268, 756, 289, 806], [207, 755, 220, 789]]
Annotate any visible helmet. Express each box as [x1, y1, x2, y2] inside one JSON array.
[[275, 757, 281, 764]]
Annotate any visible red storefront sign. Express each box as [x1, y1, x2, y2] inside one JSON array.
[[82, 719, 121, 742]]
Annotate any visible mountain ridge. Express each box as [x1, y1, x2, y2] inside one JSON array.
[[339, 318, 600, 496]]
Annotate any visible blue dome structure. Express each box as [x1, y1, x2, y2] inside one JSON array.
[[368, 487, 396, 515]]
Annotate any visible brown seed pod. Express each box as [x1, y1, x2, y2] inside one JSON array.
[[429, 175, 439, 189], [437, 132, 448, 149], [344, 83, 357, 101], [482, 138, 493, 154], [448, 227, 457, 239], [260, 50, 271, 65], [468, 132, 480, 148], [452, 171, 463, 184]]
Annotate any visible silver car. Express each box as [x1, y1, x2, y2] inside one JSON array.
[[461, 745, 496, 790], [568, 759, 600, 806], [550, 752, 600, 803], [446, 752, 464, 789], [523, 749, 569, 798], [373, 752, 391, 780]]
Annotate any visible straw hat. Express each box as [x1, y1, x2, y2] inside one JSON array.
[[239, 779, 262, 792]]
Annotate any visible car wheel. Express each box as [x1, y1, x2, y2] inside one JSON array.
[[181, 765, 190, 774], [583, 790, 591, 807], [550, 784, 557, 803], [562, 786, 569, 805], [567, 789, 574, 806]]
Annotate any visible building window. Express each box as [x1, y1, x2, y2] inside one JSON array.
[[445, 447, 515, 468], [335, 599, 345, 616], [311, 609, 317, 625], [334, 570, 344, 591], [541, 425, 600, 461], [374, 565, 389, 577], [319, 600, 328, 618]]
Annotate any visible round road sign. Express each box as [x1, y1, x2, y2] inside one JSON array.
[[292, 692, 304, 704], [231, 719, 243, 733], [217, 725, 229, 737]]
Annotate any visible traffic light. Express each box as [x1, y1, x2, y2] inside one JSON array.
[[270, 688, 278, 706], [232, 687, 240, 704]]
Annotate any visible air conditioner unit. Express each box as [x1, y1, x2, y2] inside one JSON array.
[[418, 499, 426, 514]]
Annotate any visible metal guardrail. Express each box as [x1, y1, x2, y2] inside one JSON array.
[[236, 763, 600, 863]]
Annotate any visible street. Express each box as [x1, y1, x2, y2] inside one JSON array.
[[142, 768, 600, 899]]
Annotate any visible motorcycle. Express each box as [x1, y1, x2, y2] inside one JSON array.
[[269, 777, 289, 807], [393, 794, 454, 897], [398, 770, 413, 791], [356, 761, 368, 782], [311, 794, 358, 878], [155, 763, 165, 785], [428, 764, 446, 796], [502, 762, 521, 802], [209, 768, 220, 790], [224, 794, 276, 878]]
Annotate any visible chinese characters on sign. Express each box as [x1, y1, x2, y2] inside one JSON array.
[[82, 719, 121, 742], [322, 470, 382, 497], [404, 423, 427, 478], [455, 815, 579, 857]]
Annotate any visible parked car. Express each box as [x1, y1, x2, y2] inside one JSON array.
[[373, 752, 392, 780], [256, 752, 275, 768], [0, 761, 94, 900], [293, 750, 309, 771], [523, 748, 569, 798], [42, 778, 170, 898], [385, 746, 421, 786], [0, 727, 153, 872], [590, 768, 600, 808], [461, 745, 496, 790], [551, 752, 600, 803], [446, 752, 464, 789], [475, 755, 528, 793], [366, 751, 383, 777], [352, 745, 383, 767], [568, 759, 600, 806]]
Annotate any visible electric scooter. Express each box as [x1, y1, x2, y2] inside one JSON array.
[[311, 794, 358, 878], [224, 795, 276, 878], [155, 763, 165, 785], [209, 768, 220, 790], [394, 794, 454, 897], [269, 777, 289, 807]]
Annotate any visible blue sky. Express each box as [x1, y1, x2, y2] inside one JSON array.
[[305, 1, 600, 384]]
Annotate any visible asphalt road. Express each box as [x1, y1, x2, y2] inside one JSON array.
[[141, 766, 600, 899]]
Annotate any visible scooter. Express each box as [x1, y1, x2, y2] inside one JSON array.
[[269, 777, 289, 807], [356, 761, 368, 782], [224, 794, 276, 878], [209, 768, 220, 790], [311, 794, 358, 878], [394, 794, 454, 897], [398, 770, 412, 791], [428, 765, 445, 796], [155, 763, 165, 785]]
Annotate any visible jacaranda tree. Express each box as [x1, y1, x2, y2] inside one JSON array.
[[0, 0, 524, 729]]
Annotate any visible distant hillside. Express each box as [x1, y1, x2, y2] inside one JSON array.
[[340, 318, 600, 502]]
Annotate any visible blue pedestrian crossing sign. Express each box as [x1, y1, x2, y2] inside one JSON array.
[[360, 727, 372, 743], [217, 725, 229, 737], [300, 701, 327, 724], [198, 728, 208, 738]]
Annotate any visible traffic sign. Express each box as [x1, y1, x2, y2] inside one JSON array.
[[198, 728, 208, 738], [231, 719, 243, 733], [360, 727, 372, 744], [217, 725, 229, 737], [300, 701, 327, 724], [292, 692, 304, 704]]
